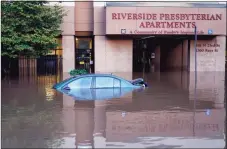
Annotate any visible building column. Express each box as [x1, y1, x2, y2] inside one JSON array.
[[61, 5, 75, 73], [62, 36, 75, 73]]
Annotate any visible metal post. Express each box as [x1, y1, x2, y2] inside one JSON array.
[[143, 51, 145, 79], [193, 25, 197, 137], [194, 26, 197, 80]]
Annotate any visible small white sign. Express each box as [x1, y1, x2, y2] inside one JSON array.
[[90, 60, 93, 64], [151, 53, 155, 58], [208, 29, 213, 34], [121, 29, 126, 34]]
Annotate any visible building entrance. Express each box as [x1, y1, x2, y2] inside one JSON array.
[[133, 36, 190, 73], [75, 37, 94, 73]]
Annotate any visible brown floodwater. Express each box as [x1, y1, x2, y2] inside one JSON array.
[[1, 71, 226, 148]]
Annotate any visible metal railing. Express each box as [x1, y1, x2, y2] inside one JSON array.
[[1, 56, 63, 78]]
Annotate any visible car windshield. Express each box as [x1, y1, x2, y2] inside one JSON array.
[[53, 76, 77, 89], [61, 76, 80, 84]]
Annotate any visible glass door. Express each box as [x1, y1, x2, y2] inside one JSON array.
[[75, 37, 94, 73]]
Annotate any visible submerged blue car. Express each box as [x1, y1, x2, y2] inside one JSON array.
[[53, 74, 147, 91]]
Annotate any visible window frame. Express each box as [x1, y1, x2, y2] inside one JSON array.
[[93, 76, 121, 89], [62, 76, 94, 89]]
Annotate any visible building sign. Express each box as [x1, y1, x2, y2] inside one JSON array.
[[112, 13, 222, 29], [121, 29, 126, 34], [106, 7, 226, 35], [190, 38, 224, 72]]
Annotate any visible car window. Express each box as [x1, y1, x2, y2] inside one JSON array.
[[95, 77, 114, 88], [67, 77, 92, 89], [121, 80, 133, 87], [113, 78, 120, 87]]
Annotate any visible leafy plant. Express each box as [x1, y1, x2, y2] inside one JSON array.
[[69, 69, 88, 76], [1, 1, 66, 58]]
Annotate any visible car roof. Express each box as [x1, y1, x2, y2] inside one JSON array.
[[78, 73, 128, 81], [79, 73, 121, 78]]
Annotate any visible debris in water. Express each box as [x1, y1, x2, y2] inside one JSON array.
[[206, 109, 211, 116], [122, 112, 126, 117]]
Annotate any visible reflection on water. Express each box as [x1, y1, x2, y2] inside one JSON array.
[[1, 71, 226, 148], [60, 87, 142, 101]]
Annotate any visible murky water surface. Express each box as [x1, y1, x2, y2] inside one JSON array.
[[1, 72, 226, 148]]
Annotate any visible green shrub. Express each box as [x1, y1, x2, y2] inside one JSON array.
[[69, 69, 88, 76]]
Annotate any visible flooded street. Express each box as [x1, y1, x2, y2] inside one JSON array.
[[1, 71, 226, 148]]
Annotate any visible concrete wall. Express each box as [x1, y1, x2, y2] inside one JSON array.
[[94, 36, 133, 78], [164, 39, 189, 70], [167, 41, 183, 69], [189, 36, 226, 107], [190, 36, 226, 72], [93, 4, 106, 35], [93, 5, 133, 77], [62, 36, 75, 73], [75, 2, 93, 31]]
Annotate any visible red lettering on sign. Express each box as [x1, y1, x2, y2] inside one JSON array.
[[133, 13, 137, 20], [111, 13, 222, 29], [139, 22, 145, 28], [112, 13, 117, 20], [138, 21, 196, 28]]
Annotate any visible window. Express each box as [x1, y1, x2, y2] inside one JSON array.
[[67, 77, 92, 89], [76, 38, 92, 49], [95, 77, 114, 88], [75, 37, 93, 70], [121, 80, 133, 87], [113, 78, 120, 87]]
